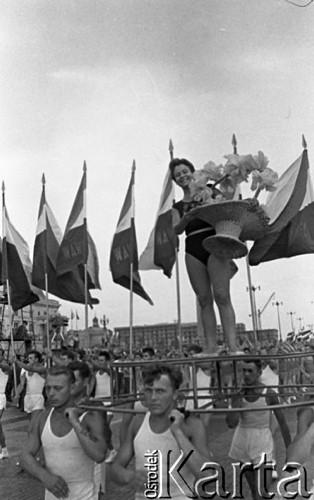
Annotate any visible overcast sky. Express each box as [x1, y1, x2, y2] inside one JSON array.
[[2, 0, 314, 337]]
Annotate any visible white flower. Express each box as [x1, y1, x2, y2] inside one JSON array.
[[189, 170, 214, 204], [202, 161, 225, 182], [250, 167, 278, 193], [253, 151, 269, 172], [223, 154, 257, 184]]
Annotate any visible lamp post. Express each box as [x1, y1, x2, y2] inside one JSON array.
[[287, 311, 296, 331], [297, 317, 303, 331], [273, 301, 283, 341], [246, 284, 260, 341]]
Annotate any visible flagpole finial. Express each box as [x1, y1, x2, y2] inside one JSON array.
[[169, 139, 174, 160], [132, 159, 136, 172], [302, 135, 307, 149], [83, 161, 87, 172], [42, 173, 46, 185], [232, 134, 237, 154]]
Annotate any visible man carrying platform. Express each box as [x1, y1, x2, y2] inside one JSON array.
[[109, 363, 211, 500], [19, 365, 107, 500], [226, 358, 291, 500]]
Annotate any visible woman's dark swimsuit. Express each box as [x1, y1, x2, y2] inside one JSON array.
[[173, 200, 215, 265]]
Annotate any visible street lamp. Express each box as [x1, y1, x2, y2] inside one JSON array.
[[246, 284, 260, 340], [297, 317, 303, 331], [287, 311, 296, 331], [272, 301, 283, 341]]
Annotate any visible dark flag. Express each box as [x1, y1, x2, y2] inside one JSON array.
[[139, 169, 178, 278], [2, 207, 40, 311], [249, 148, 314, 264], [32, 181, 98, 306], [110, 164, 153, 305], [56, 164, 101, 291]]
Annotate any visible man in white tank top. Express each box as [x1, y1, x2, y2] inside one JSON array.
[[0, 348, 9, 459], [14, 350, 46, 433], [227, 359, 291, 500], [109, 363, 211, 500], [19, 365, 108, 500], [90, 350, 116, 463]]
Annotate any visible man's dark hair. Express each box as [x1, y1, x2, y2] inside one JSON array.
[[142, 346, 155, 358], [47, 365, 75, 384], [142, 364, 183, 390], [169, 158, 195, 180], [187, 344, 203, 354], [76, 349, 86, 361], [243, 358, 262, 370], [69, 361, 91, 381], [60, 349, 75, 361], [98, 351, 111, 362], [28, 350, 42, 363]]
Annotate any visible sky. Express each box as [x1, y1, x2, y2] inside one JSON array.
[[2, 0, 314, 338]]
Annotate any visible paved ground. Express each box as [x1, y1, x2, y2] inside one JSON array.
[[0, 402, 308, 500]]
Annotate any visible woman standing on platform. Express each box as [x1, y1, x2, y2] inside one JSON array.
[[170, 158, 237, 354]]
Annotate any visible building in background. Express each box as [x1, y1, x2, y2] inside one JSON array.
[[0, 298, 60, 341], [112, 321, 275, 352]]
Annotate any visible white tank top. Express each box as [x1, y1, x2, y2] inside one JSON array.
[[95, 371, 111, 398], [134, 412, 195, 500], [25, 371, 45, 395], [239, 388, 271, 429], [42, 409, 97, 500], [0, 368, 8, 394]]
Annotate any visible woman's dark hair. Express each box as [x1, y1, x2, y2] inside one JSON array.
[[169, 158, 195, 180]]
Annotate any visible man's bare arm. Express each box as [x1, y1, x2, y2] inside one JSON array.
[[20, 413, 70, 499], [65, 408, 107, 463]]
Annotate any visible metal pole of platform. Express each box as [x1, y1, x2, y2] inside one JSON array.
[[246, 255, 258, 343], [169, 139, 183, 354]]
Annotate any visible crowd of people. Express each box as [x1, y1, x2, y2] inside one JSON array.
[[0, 338, 314, 499]]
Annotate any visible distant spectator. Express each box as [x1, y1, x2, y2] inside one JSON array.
[[142, 347, 155, 361], [90, 351, 116, 463]]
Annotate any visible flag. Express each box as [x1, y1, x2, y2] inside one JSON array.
[[56, 165, 101, 290], [296, 329, 312, 342], [109, 165, 153, 305], [2, 207, 41, 311], [286, 331, 295, 343], [249, 148, 314, 265], [32, 183, 99, 306], [139, 169, 178, 278]]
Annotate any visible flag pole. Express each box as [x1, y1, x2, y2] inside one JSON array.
[[42, 175, 52, 357], [83, 162, 89, 336], [232, 135, 258, 343], [129, 160, 136, 357], [169, 140, 183, 354], [2, 182, 18, 397]]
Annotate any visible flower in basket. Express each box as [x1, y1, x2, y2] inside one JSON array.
[[188, 170, 214, 205], [202, 160, 225, 182], [223, 154, 258, 184], [250, 167, 278, 198], [253, 151, 269, 172]]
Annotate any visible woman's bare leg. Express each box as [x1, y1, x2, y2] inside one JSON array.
[[185, 254, 217, 353], [207, 255, 237, 352]]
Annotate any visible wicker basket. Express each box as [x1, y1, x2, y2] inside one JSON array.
[[196, 199, 269, 260]]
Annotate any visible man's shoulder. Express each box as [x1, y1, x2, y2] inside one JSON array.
[[130, 413, 146, 436], [36, 408, 51, 435]]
